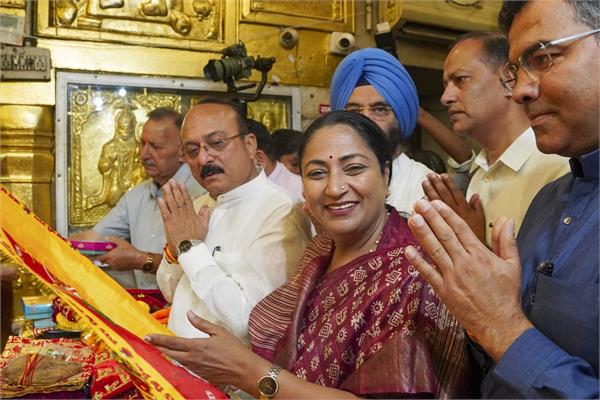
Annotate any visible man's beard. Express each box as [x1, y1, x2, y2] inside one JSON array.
[[385, 125, 404, 154]]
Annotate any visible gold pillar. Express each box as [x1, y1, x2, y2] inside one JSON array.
[[0, 105, 54, 225], [0, 105, 55, 329]]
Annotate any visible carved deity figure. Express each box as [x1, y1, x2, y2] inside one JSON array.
[[261, 111, 275, 132], [85, 108, 138, 209]]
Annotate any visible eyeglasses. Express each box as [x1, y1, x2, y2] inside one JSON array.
[[344, 104, 394, 120], [500, 28, 600, 96], [183, 133, 243, 159]]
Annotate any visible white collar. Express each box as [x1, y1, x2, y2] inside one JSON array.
[[215, 169, 267, 206]]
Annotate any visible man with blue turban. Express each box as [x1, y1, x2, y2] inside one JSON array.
[[329, 48, 434, 214]]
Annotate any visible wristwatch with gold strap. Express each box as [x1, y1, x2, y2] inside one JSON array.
[[258, 364, 282, 400], [142, 253, 154, 273]]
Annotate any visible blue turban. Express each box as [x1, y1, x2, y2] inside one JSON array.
[[330, 48, 419, 142]]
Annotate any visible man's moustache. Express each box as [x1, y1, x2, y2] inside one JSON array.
[[200, 164, 224, 178]]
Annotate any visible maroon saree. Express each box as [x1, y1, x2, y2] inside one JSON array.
[[249, 209, 474, 398]]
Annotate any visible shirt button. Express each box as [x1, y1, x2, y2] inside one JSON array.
[[537, 261, 554, 275], [563, 216, 573, 225]]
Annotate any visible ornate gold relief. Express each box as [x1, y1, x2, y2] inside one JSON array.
[[68, 86, 181, 228], [188, 95, 290, 133], [241, 0, 354, 33], [66, 78, 292, 231], [37, 0, 234, 51], [0, 0, 25, 9], [247, 99, 288, 132], [380, 0, 501, 33]]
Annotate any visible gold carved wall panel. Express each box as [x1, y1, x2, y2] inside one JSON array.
[[241, 0, 354, 32], [37, 0, 234, 50], [247, 99, 287, 132], [68, 86, 181, 228], [189, 95, 289, 132], [65, 78, 291, 232], [0, 0, 25, 9], [380, 0, 500, 33]]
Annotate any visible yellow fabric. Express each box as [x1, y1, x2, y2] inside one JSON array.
[[0, 185, 189, 399]]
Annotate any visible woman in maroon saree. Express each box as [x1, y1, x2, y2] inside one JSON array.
[[147, 111, 475, 398], [249, 210, 471, 398]]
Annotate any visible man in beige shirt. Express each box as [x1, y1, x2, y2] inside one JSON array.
[[423, 32, 569, 244]]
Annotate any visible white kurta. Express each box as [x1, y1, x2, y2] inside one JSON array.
[[386, 153, 434, 215], [157, 172, 311, 342]]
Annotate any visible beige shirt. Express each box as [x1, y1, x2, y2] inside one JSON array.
[[467, 128, 570, 245]]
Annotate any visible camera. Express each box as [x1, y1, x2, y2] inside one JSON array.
[[204, 43, 254, 82], [329, 32, 355, 55], [203, 41, 276, 99], [279, 28, 299, 49]]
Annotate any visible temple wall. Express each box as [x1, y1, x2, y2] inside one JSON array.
[[0, 0, 500, 322]]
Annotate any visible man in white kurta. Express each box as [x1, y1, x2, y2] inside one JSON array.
[[156, 100, 311, 342], [386, 153, 433, 215]]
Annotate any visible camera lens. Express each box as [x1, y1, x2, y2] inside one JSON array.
[[204, 58, 249, 82], [204, 60, 225, 81], [339, 37, 351, 48]]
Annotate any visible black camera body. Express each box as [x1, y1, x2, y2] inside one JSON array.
[[204, 43, 254, 82], [203, 42, 275, 99], [204, 43, 274, 83]]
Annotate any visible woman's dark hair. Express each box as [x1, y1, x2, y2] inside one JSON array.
[[298, 111, 393, 184]]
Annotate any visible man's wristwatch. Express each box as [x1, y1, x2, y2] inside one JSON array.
[[258, 364, 282, 400], [176, 239, 203, 257], [142, 253, 154, 273]]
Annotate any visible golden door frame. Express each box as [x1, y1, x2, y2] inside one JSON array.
[[55, 71, 300, 236]]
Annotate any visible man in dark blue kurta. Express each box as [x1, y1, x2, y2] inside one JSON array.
[[403, 0, 599, 397]]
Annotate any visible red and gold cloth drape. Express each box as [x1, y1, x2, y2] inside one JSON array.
[[0, 185, 225, 400]]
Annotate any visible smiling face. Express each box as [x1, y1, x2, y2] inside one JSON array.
[[139, 117, 183, 187], [441, 39, 509, 138], [301, 123, 389, 243], [181, 103, 258, 198], [507, 0, 600, 157]]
